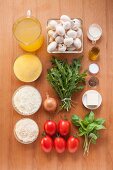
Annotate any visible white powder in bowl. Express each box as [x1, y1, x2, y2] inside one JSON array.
[[14, 118, 39, 144], [12, 86, 42, 115], [89, 63, 99, 75]]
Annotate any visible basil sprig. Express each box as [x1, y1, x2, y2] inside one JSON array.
[[72, 111, 106, 155]]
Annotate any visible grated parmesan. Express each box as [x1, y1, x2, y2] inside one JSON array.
[[14, 118, 39, 144], [12, 85, 42, 115]]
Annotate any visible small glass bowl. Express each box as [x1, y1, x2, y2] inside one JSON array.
[[88, 76, 99, 88], [14, 118, 39, 144], [47, 18, 83, 54], [12, 85, 42, 116]]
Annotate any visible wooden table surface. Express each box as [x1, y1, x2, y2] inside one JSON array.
[[0, 0, 113, 170]]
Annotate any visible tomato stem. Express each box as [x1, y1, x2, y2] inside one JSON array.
[[42, 131, 46, 137]]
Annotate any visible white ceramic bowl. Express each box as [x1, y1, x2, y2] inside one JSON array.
[[82, 90, 102, 110]]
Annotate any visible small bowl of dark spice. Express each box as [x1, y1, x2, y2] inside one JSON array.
[[88, 76, 99, 87]]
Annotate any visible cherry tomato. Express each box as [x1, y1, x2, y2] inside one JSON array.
[[54, 137, 66, 153], [41, 136, 53, 153], [44, 120, 57, 136], [58, 120, 71, 136], [67, 136, 80, 153]]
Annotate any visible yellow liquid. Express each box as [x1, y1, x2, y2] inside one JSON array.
[[14, 54, 42, 82], [14, 18, 43, 52], [89, 47, 100, 61]]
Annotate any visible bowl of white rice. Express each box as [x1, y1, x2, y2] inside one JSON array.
[[12, 85, 42, 116]]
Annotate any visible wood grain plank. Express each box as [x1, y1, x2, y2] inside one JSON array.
[[0, 0, 112, 170]]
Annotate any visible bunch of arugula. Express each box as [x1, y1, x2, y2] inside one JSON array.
[[47, 57, 87, 111], [72, 111, 106, 155]]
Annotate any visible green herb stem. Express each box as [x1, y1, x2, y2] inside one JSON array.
[[71, 111, 106, 155]]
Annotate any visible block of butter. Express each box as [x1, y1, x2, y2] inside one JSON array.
[[86, 92, 99, 106]]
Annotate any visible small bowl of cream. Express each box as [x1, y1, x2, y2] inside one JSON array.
[[87, 24, 102, 44]]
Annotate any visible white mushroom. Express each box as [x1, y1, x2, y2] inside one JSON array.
[[60, 15, 71, 22], [62, 21, 71, 30], [72, 19, 81, 29], [67, 45, 76, 51], [67, 29, 77, 38], [47, 41, 57, 52], [55, 36, 64, 43], [76, 28, 82, 38], [64, 37, 73, 47], [48, 30, 57, 38], [49, 37, 54, 43], [58, 44, 66, 52], [48, 20, 58, 30], [73, 38, 82, 49], [56, 25, 65, 36], [46, 25, 51, 31]]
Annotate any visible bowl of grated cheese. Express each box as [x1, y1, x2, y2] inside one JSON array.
[[12, 85, 42, 115], [14, 118, 39, 144]]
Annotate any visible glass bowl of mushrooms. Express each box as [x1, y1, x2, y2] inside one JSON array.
[[47, 15, 83, 54]]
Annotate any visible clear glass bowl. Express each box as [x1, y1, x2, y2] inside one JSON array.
[[12, 85, 42, 116], [47, 18, 83, 54], [14, 118, 39, 144]]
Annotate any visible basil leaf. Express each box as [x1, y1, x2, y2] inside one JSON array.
[[92, 130, 100, 138], [91, 138, 97, 144], [88, 111, 95, 123], [83, 114, 90, 125], [86, 123, 97, 133], [83, 111, 94, 125], [71, 115, 81, 126], [79, 121, 87, 131], [78, 131, 86, 136], [89, 133, 98, 140], [78, 127, 86, 136], [95, 125, 106, 130], [95, 118, 105, 125]]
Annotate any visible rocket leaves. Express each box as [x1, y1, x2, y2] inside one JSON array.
[[47, 57, 87, 111]]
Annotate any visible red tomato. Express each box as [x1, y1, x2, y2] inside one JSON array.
[[41, 136, 53, 153], [67, 136, 80, 153], [44, 120, 57, 136], [58, 120, 71, 136], [54, 137, 66, 153]]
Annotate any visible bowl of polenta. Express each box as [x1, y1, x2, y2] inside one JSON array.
[[13, 54, 42, 82]]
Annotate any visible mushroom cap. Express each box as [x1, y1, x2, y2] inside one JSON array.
[[58, 44, 66, 52], [64, 37, 73, 47], [48, 30, 57, 38], [67, 29, 77, 38], [67, 44, 76, 51], [60, 15, 71, 22], [77, 28, 83, 38], [47, 41, 57, 52], [56, 25, 65, 36], [74, 38, 82, 49], [55, 36, 64, 43], [72, 19, 81, 28], [63, 21, 71, 30], [48, 20, 58, 30]]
